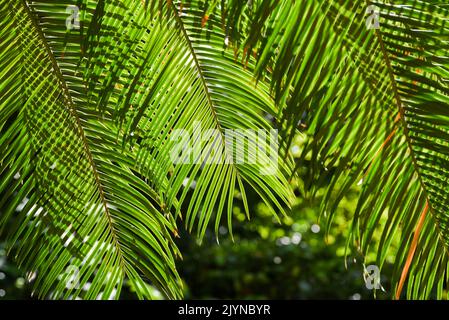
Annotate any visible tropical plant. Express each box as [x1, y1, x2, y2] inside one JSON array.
[[0, 0, 448, 300]]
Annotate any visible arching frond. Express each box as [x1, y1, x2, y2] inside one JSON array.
[[0, 0, 294, 299], [220, 0, 449, 299]]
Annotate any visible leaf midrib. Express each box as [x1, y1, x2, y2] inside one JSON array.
[[167, 1, 244, 172], [373, 13, 449, 255], [21, 0, 127, 272], [167, 1, 252, 221]]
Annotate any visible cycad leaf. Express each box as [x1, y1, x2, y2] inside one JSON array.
[[290, 0, 449, 299], [0, 0, 181, 299], [81, 0, 295, 239], [212, 0, 449, 299]]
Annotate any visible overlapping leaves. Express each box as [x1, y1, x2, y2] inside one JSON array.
[[207, 0, 449, 298], [3, 0, 449, 300], [0, 0, 294, 299]]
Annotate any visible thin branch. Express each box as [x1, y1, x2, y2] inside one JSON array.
[[395, 202, 429, 299]]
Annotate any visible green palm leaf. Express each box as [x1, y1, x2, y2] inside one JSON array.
[[82, 0, 295, 237], [0, 0, 294, 299], [219, 0, 449, 298], [0, 0, 184, 299]]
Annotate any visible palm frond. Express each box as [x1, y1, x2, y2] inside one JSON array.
[[1, 0, 182, 299], [81, 0, 295, 238], [0, 0, 295, 299], [88, 0, 449, 299], [204, 0, 449, 298]]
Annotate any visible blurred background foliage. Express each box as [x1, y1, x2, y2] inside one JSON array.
[[0, 137, 399, 299], [176, 180, 394, 299]]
